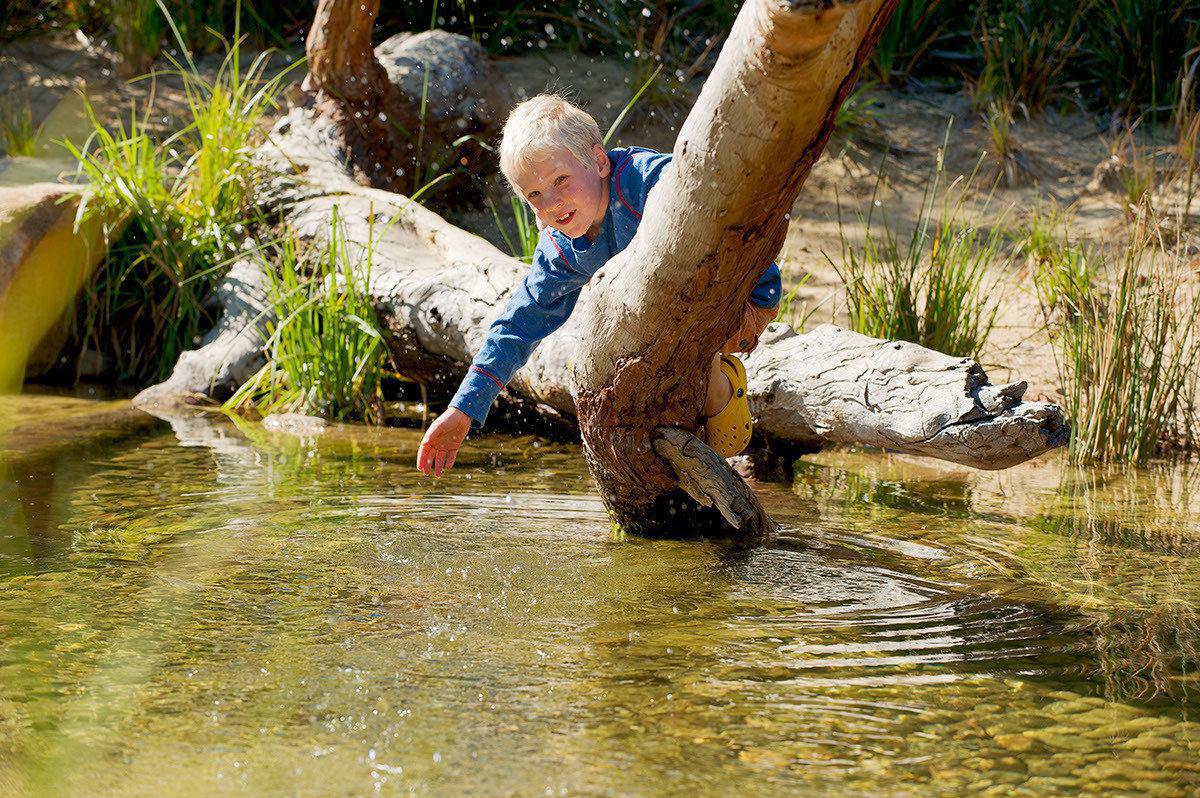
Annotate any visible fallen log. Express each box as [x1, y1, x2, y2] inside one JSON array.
[[135, 107, 1069, 476]]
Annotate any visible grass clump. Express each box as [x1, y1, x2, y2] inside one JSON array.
[[224, 208, 391, 424], [973, 0, 1084, 116], [0, 93, 39, 156], [829, 143, 1003, 360], [66, 17, 294, 384], [1036, 211, 1200, 465], [870, 0, 969, 85]]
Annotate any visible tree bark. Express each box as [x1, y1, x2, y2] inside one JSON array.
[[302, 0, 421, 191], [571, 0, 901, 534]]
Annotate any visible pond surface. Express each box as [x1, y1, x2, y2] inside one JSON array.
[[1, 396, 1198, 796]]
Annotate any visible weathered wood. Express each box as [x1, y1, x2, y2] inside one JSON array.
[[138, 118, 1067, 472], [747, 323, 1070, 470], [652, 427, 777, 542], [132, 257, 272, 409]]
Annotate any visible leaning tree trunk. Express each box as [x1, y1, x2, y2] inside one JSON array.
[[303, 0, 421, 191], [573, 0, 900, 538]]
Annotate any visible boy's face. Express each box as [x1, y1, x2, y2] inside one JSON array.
[[513, 144, 610, 241]]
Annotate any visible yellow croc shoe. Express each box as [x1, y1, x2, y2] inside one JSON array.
[[706, 354, 752, 458]]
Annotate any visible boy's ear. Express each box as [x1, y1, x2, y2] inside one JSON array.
[[593, 143, 611, 178]]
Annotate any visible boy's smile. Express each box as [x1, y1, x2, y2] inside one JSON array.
[[513, 144, 610, 242]]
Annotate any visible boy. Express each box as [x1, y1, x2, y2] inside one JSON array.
[[417, 95, 780, 477]]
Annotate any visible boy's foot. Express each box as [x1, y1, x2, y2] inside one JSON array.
[[704, 354, 752, 458]]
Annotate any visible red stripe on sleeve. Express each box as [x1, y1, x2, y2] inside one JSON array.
[[547, 233, 586, 275], [613, 156, 642, 219], [470, 365, 506, 391]]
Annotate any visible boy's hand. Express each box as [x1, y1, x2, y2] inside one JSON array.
[[417, 407, 472, 477], [723, 302, 778, 354]]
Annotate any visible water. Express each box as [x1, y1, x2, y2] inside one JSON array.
[[1, 397, 1199, 796]]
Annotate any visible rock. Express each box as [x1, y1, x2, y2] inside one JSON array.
[[1120, 735, 1175, 752], [376, 30, 513, 141], [1023, 776, 1080, 791], [0, 182, 108, 387], [1023, 729, 1093, 752], [374, 30, 514, 199], [995, 733, 1036, 752], [1042, 699, 1094, 716]]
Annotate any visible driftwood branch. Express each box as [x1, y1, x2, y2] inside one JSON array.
[[570, 0, 902, 530], [652, 427, 776, 541], [748, 324, 1070, 469]]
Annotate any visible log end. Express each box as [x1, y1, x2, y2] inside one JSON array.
[[650, 426, 778, 543]]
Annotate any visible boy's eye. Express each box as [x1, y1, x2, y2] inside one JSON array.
[[527, 191, 540, 199], [554, 175, 567, 185]]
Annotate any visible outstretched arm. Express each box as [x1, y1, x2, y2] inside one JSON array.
[[417, 235, 588, 476]]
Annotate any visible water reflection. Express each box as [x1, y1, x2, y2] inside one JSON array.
[[0, 405, 1198, 795]]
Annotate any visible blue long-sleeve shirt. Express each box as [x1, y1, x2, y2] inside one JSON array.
[[450, 145, 783, 428]]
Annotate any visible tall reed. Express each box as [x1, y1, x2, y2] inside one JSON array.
[[829, 144, 1003, 359], [224, 208, 390, 423], [1038, 212, 1200, 464], [0, 94, 38, 157], [488, 196, 539, 263], [66, 11, 294, 383]]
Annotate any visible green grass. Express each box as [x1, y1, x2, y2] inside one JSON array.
[[982, 100, 1031, 187], [224, 207, 390, 423], [869, 0, 968, 85], [488, 195, 539, 262], [774, 272, 817, 334], [1036, 213, 1200, 464], [828, 143, 1003, 360], [1085, 0, 1199, 120], [833, 81, 887, 152], [0, 94, 39, 156], [973, 0, 1084, 115], [65, 11, 295, 384], [1017, 199, 1092, 320]]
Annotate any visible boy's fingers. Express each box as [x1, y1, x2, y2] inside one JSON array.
[[417, 441, 435, 475], [446, 448, 458, 471], [434, 448, 448, 478]]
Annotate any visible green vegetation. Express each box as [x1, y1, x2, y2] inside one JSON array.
[[224, 208, 391, 424], [489, 196, 540, 263], [869, 0, 965, 85], [974, 0, 1084, 115], [829, 144, 1003, 359], [0, 94, 39, 157], [111, 0, 162, 75], [65, 22, 294, 384], [773, 271, 816, 334], [833, 81, 887, 152], [1033, 211, 1200, 464]]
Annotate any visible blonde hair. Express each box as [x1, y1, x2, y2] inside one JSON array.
[[499, 94, 603, 192]]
